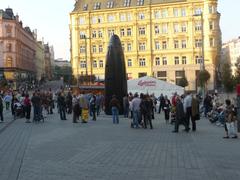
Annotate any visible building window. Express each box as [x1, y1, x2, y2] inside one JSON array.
[[210, 38, 214, 47], [98, 30, 103, 38], [99, 45, 103, 52], [80, 61, 86, 68], [99, 60, 104, 68], [195, 56, 202, 64], [93, 2, 101, 10], [162, 23, 168, 34], [98, 16, 103, 23], [155, 41, 160, 50], [108, 15, 115, 22], [92, 45, 97, 53], [93, 60, 97, 68], [120, 28, 125, 36], [175, 71, 185, 85], [127, 43, 132, 51], [92, 16, 97, 24], [83, 4, 88, 11], [155, 25, 160, 34], [157, 71, 167, 81], [182, 40, 187, 48], [161, 9, 168, 18], [79, 17, 85, 25], [127, 13, 132, 21], [181, 8, 186, 16], [139, 27, 146, 35], [137, 0, 144, 6], [124, 0, 131, 7], [139, 12, 145, 20], [194, 7, 202, 15], [209, 21, 214, 30], [155, 10, 160, 19], [174, 57, 179, 64], [92, 31, 97, 38], [195, 39, 202, 48], [182, 56, 187, 64], [6, 56, 13, 67], [139, 42, 146, 51], [139, 58, 146, 66], [80, 32, 85, 39], [155, 57, 160, 66], [173, 8, 178, 17], [162, 57, 167, 65], [120, 14, 126, 22], [181, 22, 187, 32], [174, 40, 179, 49], [107, 1, 114, 8], [127, 28, 132, 36], [209, 5, 216, 14], [195, 21, 202, 31], [162, 41, 167, 49], [174, 23, 179, 33], [127, 59, 132, 67], [108, 29, 115, 37], [7, 43, 12, 52], [80, 46, 85, 53]]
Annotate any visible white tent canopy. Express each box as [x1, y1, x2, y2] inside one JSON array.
[[127, 76, 184, 98]]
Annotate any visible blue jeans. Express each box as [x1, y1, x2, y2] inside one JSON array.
[[124, 106, 129, 118], [133, 110, 140, 128], [112, 107, 119, 124]]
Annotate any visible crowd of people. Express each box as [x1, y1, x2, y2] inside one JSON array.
[[0, 88, 238, 139]]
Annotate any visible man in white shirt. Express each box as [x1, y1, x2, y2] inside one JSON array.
[[183, 92, 192, 131], [131, 93, 142, 128]]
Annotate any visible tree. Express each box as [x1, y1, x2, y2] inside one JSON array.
[[198, 69, 211, 87], [234, 57, 240, 84], [222, 63, 235, 92], [178, 76, 188, 88]]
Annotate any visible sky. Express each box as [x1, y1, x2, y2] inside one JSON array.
[[0, 0, 239, 60]]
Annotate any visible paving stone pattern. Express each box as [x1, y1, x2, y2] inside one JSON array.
[[0, 111, 240, 180]]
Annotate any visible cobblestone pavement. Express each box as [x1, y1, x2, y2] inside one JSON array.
[[0, 110, 240, 180]]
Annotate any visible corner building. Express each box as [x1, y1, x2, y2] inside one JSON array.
[[70, 0, 221, 91]]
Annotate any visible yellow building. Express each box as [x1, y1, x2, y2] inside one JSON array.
[[70, 0, 221, 91]]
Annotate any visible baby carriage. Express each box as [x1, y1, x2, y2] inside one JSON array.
[[13, 102, 25, 120]]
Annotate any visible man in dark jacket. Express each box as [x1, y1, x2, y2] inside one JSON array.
[[173, 96, 189, 133], [58, 93, 67, 120], [140, 94, 153, 129]]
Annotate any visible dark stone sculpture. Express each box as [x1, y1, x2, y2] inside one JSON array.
[[104, 34, 128, 115]]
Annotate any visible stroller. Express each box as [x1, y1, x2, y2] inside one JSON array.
[[13, 102, 25, 120]]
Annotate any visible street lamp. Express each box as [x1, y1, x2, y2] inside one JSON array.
[[193, 12, 205, 71], [83, 35, 92, 84]]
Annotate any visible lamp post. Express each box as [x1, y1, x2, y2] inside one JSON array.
[[194, 12, 205, 97], [83, 35, 91, 84], [194, 12, 205, 70]]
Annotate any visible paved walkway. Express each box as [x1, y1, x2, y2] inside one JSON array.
[[0, 110, 240, 180]]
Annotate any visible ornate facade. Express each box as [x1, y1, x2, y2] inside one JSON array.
[[0, 8, 36, 88], [70, 0, 221, 91]]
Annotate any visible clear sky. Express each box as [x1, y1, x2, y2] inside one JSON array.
[[0, 0, 239, 60]]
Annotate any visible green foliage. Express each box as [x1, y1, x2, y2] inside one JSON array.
[[0, 75, 8, 88], [234, 57, 240, 84], [178, 76, 188, 88], [222, 63, 235, 92], [53, 65, 72, 83], [198, 70, 211, 87]]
